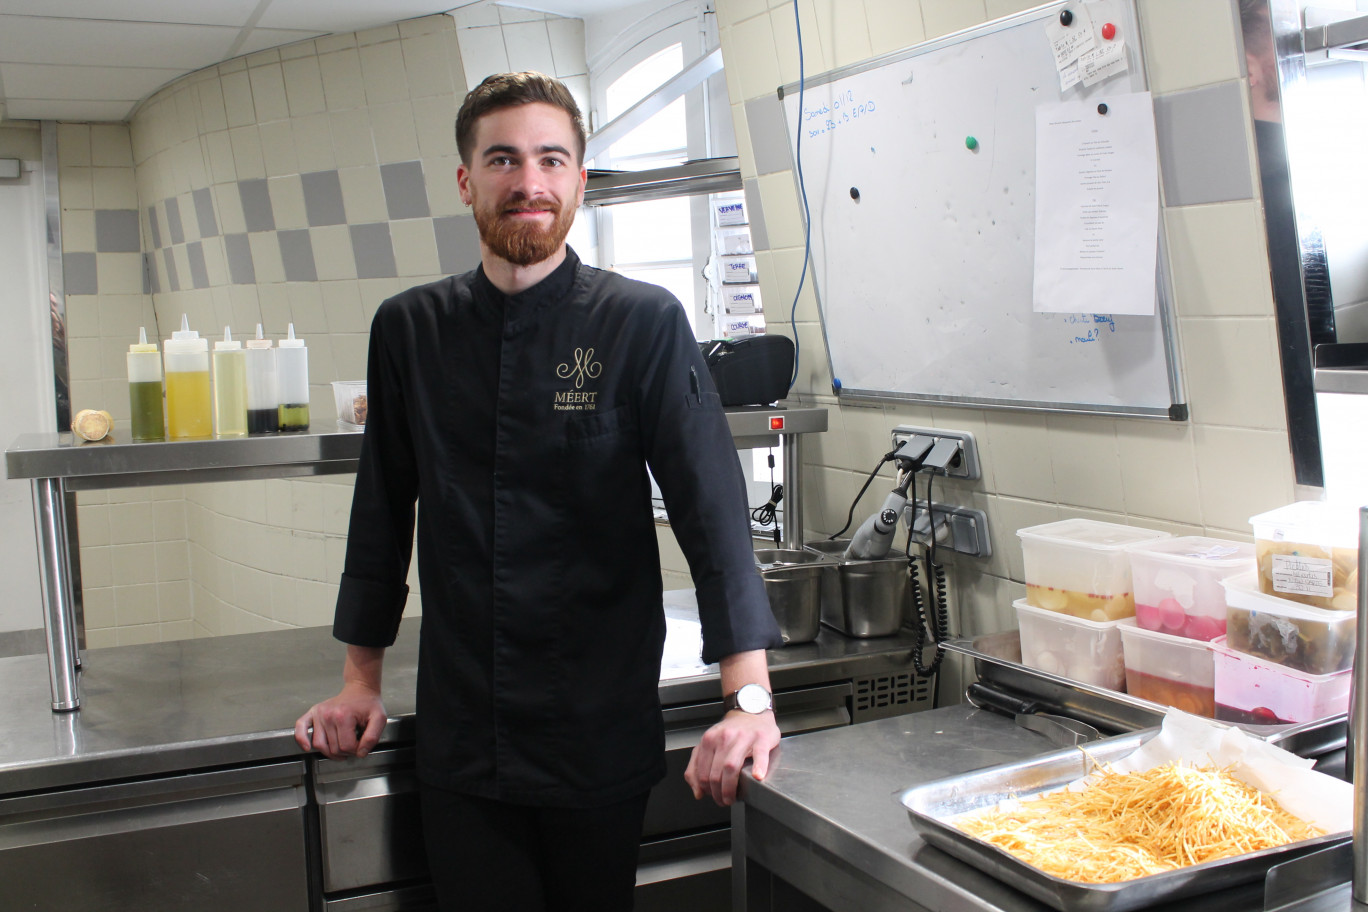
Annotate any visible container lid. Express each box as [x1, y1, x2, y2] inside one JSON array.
[[1248, 500, 1359, 547], [1014, 598, 1134, 630], [164, 313, 207, 353], [1016, 518, 1170, 551], [246, 322, 273, 350], [1118, 621, 1213, 652], [1208, 635, 1350, 683], [278, 322, 305, 348], [1125, 535, 1255, 566], [214, 326, 241, 351], [129, 326, 157, 353], [1219, 571, 1354, 622]]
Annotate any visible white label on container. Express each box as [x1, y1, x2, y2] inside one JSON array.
[[1270, 553, 1334, 598], [715, 201, 747, 226]]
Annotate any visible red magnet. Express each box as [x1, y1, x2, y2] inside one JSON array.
[[1101, 22, 1116, 40]]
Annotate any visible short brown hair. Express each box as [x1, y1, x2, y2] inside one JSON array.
[[455, 72, 587, 166]]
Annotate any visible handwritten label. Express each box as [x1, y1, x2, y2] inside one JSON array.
[[802, 89, 878, 139], [1081, 40, 1127, 86], [1065, 313, 1116, 344], [715, 201, 746, 226], [1044, 5, 1096, 69]]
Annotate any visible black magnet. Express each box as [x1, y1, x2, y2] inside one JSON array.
[[1059, 8, 1073, 26], [850, 187, 860, 200], [1097, 103, 1108, 115]]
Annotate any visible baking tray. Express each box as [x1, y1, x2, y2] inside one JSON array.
[[899, 729, 1350, 912], [942, 633, 1347, 759]]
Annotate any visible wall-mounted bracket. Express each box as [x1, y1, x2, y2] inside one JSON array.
[[902, 501, 992, 559], [890, 425, 981, 480]]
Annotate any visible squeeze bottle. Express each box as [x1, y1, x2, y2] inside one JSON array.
[[126, 327, 165, 441], [213, 327, 248, 438], [276, 323, 310, 432], [245, 324, 278, 436], [163, 314, 211, 439]]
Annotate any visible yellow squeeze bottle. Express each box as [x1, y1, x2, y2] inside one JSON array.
[[164, 314, 211, 439]]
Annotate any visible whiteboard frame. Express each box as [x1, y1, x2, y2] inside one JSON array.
[[779, 0, 1187, 421]]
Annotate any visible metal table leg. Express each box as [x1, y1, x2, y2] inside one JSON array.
[[781, 433, 803, 549], [31, 477, 79, 711]]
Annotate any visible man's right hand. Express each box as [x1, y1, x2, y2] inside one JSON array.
[[293, 681, 388, 760]]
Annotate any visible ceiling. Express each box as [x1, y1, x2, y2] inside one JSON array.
[[0, 0, 633, 123]]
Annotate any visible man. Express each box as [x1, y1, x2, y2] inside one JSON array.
[[294, 71, 783, 911]]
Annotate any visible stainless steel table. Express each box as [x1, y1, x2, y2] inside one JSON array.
[[5, 406, 827, 711]]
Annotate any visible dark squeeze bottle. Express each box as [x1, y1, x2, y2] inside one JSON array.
[[276, 323, 309, 432], [245, 324, 278, 435]]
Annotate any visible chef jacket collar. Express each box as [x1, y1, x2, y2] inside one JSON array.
[[473, 246, 581, 318]]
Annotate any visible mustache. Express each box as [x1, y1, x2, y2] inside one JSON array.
[[500, 198, 558, 213]]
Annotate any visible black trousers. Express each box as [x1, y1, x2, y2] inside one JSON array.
[[420, 782, 652, 912]]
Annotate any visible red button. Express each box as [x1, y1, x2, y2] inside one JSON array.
[[769, 417, 785, 431], [1101, 22, 1116, 40]]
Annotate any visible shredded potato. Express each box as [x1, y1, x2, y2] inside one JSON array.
[[954, 762, 1322, 883]]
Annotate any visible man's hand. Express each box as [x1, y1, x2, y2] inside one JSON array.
[[683, 709, 781, 807], [294, 681, 388, 760]]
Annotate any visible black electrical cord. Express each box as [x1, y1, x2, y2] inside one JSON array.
[[750, 451, 783, 542], [908, 469, 951, 677], [828, 450, 897, 540]]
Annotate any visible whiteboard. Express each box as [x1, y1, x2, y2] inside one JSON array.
[[780, 0, 1186, 419]]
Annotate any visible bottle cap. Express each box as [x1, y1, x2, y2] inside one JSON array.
[[278, 322, 306, 349], [129, 326, 158, 354], [165, 313, 208, 353], [171, 313, 199, 341], [246, 322, 273, 351], [214, 326, 242, 352]]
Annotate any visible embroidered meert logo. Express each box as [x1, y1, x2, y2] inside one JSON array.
[[554, 347, 601, 411]]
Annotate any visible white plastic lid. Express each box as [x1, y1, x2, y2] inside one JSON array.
[[278, 322, 305, 348], [214, 326, 241, 351], [165, 313, 207, 353], [1013, 597, 1133, 630], [1016, 518, 1170, 551], [1249, 500, 1359, 548], [246, 322, 273, 350], [1125, 535, 1254, 567], [129, 326, 157, 353], [1220, 571, 1354, 622]]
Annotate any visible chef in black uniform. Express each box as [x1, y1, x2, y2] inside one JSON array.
[[295, 71, 783, 911]]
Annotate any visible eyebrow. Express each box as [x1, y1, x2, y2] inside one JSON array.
[[481, 143, 574, 160]]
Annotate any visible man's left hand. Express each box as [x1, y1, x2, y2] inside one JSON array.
[[683, 710, 781, 807]]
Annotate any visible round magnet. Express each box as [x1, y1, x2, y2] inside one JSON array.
[[1059, 8, 1073, 26], [850, 187, 860, 200], [1101, 22, 1116, 40], [1097, 103, 1108, 115], [965, 135, 978, 150]]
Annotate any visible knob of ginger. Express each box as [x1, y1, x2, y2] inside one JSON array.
[[71, 409, 114, 442]]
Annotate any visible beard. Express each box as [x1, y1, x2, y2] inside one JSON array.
[[473, 193, 577, 267]]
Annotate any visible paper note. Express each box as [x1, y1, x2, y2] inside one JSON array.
[[1080, 39, 1128, 86], [1044, 4, 1096, 69], [1032, 91, 1159, 316]]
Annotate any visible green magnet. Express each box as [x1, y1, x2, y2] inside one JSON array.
[[965, 135, 978, 150]]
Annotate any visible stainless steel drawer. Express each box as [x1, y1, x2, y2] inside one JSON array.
[[313, 746, 427, 894], [0, 761, 310, 912]]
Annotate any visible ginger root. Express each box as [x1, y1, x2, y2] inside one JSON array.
[[71, 409, 114, 442]]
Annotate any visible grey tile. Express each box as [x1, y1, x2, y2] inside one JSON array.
[[301, 170, 347, 227], [147, 205, 162, 249], [162, 247, 180, 292], [224, 233, 256, 285], [278, 228, 319, 282], [186, 241, 209, 289], [1154, 82, 1253, 206], [380, 160, 431, 220], [143, 252, 160, 295], [64, 251, 97, 295], [743, 179, 768, 250], [238, 178, 276, 232], [192, 187, 219, 238], [350, 222, 398, 279], [164, 196, 185, 244], [434, 214, 481, 275], [95, 209, 141, 253], [745, 94, 792, 177]]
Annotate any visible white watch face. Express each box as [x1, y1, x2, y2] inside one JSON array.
[[736, 683, 771, 713]]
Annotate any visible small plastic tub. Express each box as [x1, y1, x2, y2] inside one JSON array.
[[1220, 571, 1357, 674], [1015, 599, 1131, 691], [332, 380, 367, 430], [1211, 636, 1351, 725], [1249, 500, 1359, 612], [1017, 519, 1170, 621], [1119, 623, 1215, 717], [1126, 536, 1255, 641]]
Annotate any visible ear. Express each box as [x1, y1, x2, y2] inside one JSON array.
[[457, 163, 472, 207]]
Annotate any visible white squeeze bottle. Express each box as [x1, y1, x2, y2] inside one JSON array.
[[212, 327, 248, 438], [276, 323, 310, 432], [245, 324, 278, 435], [163, 314, 211, 439], [126, 327, 165, 441]]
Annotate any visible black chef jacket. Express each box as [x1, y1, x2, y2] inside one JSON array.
[[334, 248, 783, 807]]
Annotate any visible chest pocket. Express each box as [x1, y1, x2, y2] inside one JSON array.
[[561, 403, 636, 447], [552, 404, 649, 529]]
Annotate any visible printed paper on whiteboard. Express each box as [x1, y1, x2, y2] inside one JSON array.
[[1032, 91, 1158, 316]]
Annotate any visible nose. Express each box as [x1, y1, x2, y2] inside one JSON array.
[[508, 160, 548, 199]]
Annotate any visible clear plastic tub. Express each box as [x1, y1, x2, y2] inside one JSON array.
[[332, 380, 367, 429], [1016, 519, 1170, 621], [1014, 599, 1131, 691], [1119, 623, 1215, 716], [1220, 571, 1357, 674], [1126, 536, 1255, 641], [1211, 636, 1351, 725], [1249, 500, 1359, 612]]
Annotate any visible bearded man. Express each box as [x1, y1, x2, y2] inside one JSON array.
[[295, 72, 783, 912]]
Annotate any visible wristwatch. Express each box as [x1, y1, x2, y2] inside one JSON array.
[[723, 683, 773, 715]]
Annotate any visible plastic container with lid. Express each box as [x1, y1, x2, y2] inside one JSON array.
[[212, 327, 247, 438], [163, 314, 211, 439], [245, 324, 278, 435], [1249, 501, 1359, 612], [332, 380, 367, 429], [276, 323, 309, 433], [1119, 623, 1215, 716], [1126, 536, 1255, 641], [1211, 636, 1351, 725], [1016, 519, 1170, 621], [1014, 599, 1131, 691], [126, 326, 164, 441], [1220, 571, 1357, 674]]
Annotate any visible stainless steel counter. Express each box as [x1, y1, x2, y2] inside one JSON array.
[[734, 707, 1351, 912]]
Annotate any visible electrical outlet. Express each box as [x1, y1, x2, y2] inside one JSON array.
[[889, 426, 980, 480]]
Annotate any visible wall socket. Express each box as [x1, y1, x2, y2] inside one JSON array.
[[890, 426, 981, 480]]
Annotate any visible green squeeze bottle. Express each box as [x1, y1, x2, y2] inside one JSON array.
[[212, 327, 248, 438], [276, 323, 310, 432], [126, 327, 165, 441]]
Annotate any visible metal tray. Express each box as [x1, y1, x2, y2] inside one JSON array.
[[942, 633, 1347, 759], [899, 729, 1350, 912]]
